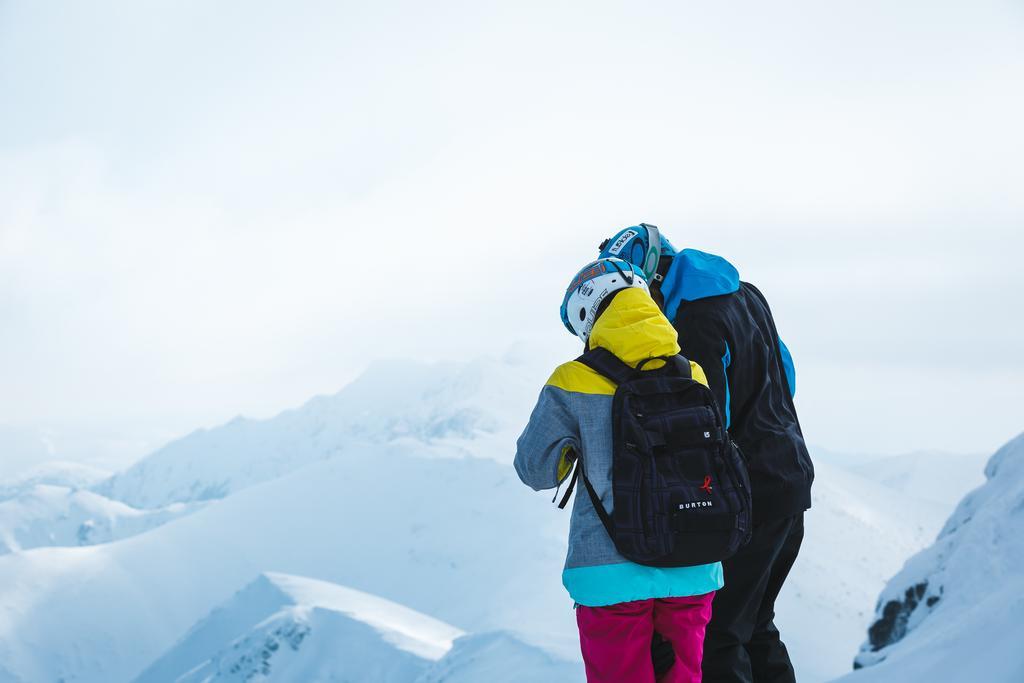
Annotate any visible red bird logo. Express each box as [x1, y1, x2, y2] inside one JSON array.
[[701, 475, 713, 495]]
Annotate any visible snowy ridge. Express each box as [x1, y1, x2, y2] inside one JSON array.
[[0, 484, 197, 555], [97, 355, 546, 509], [262, 572, 463, 659], [840, 432, 1024, 682], [417, 630, 582, 683], [0, 447, 575, 683], [135, 572, 580, 683], [133, 573, 466, 682]]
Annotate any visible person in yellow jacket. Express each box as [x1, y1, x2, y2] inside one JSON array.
[[515, 257, 722, 683]]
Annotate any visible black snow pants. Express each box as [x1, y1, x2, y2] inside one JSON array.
[[702, 513, 804, 683]]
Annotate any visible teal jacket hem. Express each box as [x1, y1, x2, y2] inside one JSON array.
[[562, 561, 723, 607]]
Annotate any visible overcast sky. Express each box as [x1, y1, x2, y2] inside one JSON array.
[[2, 0, 1022, 475]]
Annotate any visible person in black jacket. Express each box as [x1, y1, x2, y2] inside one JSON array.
[[598, 224, 813, 683]]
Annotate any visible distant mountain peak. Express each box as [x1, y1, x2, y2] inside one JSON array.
[[97, 354, 544, 508]]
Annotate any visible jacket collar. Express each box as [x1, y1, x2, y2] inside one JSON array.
[[587, 288, 680, 367], [661, 248, 740, 322]]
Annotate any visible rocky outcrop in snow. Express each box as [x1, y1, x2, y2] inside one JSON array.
[[841, 432, 1024, 682]]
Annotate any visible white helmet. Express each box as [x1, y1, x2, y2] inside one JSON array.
[[560, 258, 650, 342]]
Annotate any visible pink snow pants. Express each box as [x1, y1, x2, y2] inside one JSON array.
[[576, 592, 715, 683]]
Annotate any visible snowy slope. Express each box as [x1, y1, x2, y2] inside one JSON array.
[[97, 355, 547, 509], [836, 432, 1024, 682], [134, 572, 465, 682], [135, 572, 579, 683], [0, 485, 197, 555], [417, 630, 582, 683], [0, 448, 576, 683], [774, 460, 947, 682]]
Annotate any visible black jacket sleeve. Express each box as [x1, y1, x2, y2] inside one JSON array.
[[674, 313, 733, 428]]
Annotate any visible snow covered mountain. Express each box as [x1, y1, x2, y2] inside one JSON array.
[[0, 460, 198, 556], [97, 355, 547, 509], [0, 484, 197, 555], [0, 353, 999, 682], [0, 442, 576, 683], [837, 432, 1024, 682], [134, 572, 579, 683], [133, 572, 465, 683]]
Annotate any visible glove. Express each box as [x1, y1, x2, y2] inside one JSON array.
[[652, 631, 675, 675]]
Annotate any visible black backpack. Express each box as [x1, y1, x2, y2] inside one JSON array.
[[558, 347, 753, 568]]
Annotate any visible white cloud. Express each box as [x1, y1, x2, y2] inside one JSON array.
[[1, 0, 1022, 462]]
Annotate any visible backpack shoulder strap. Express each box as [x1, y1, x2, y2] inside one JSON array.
[[556, 458, 616, 538], [579, 462, 615, 536], [575, 347, 637, 386], [669, 354, 693, 379]]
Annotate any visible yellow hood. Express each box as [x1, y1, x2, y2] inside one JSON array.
[[587, 287, 680, 367]]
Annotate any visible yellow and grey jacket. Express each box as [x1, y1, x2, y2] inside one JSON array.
[[514, 288, 724, 607]]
